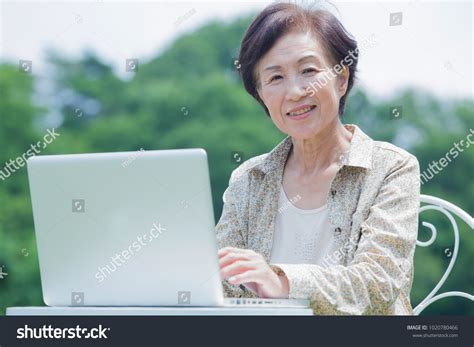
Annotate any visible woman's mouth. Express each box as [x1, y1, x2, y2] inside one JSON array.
[[286, 105, 317, 120]]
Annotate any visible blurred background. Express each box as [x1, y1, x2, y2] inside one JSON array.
[[0, 0, 472, 315]]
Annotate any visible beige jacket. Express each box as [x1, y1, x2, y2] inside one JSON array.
[[216, 124, 420, 315]]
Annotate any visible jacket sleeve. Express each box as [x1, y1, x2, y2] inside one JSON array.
[[274, 154, 420, 315], [215, 168, 258, 299]]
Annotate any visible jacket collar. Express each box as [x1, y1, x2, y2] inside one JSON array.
[[252, 124, 374, 177]]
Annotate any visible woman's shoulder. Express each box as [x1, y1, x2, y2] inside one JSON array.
[[223, 153, 269, 203], [372, 139, 419, 167], [229, 153, 268, 183], [368, 140, 420, 180]]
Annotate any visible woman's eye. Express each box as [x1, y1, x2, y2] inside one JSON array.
[[270, 75, 282, 82], [303, 68, 317, 74]]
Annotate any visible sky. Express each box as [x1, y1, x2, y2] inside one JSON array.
[[0, 0, 472, 100]]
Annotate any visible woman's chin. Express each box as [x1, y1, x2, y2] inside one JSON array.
[[284, 123, 323, 140]]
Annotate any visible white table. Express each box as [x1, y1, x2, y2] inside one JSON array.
[[6, 306, 313, 316]]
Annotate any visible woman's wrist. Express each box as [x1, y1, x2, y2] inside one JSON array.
[[270, 265, 290, 298]]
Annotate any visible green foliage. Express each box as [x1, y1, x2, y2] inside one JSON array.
[[0, 16, 472, 315]]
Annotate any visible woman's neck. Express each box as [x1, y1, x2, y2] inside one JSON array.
[[288, 120, 354, 176]]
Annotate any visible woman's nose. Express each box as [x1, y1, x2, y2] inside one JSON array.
[[285, 78, 308, 101]]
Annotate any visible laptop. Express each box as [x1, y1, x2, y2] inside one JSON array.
[[26, 148, 309, 309]]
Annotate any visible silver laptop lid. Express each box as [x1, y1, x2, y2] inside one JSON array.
[[27, 148, 223, 307]]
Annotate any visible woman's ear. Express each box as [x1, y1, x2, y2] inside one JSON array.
[[337, 66, 350, 97]]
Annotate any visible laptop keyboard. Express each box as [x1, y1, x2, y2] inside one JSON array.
[[223, 298, 309, 308]]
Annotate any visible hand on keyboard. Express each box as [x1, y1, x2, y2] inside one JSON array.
[[218, 246, 289, 298]]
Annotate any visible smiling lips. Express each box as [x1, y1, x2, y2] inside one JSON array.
[[286, 104, 317, 118]]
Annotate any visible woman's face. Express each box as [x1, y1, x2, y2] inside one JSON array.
[[255, 31, 349, 140]]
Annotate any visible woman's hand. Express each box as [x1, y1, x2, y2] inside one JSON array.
[[218, 246, 289, 298]]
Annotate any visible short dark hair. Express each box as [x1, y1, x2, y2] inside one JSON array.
[[238, 2, 358, 117]]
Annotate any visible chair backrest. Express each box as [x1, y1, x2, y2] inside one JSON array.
[[413, 194, 474, 315]]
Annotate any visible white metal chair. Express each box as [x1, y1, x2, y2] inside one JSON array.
[[413, 194, 474, 315]]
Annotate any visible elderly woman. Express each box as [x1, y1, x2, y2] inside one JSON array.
[[216, 2, 420, 315]]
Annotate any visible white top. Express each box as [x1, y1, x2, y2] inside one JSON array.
[[270, 182, 337, 266]]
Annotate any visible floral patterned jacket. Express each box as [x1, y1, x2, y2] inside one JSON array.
[[216, 124, 420, 315]]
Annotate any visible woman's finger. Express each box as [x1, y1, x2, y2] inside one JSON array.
[[218, 247, 249, 258], [228, 270, 265, 286], [220, 260, 257, 279], [219, 251, 255, 268]]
